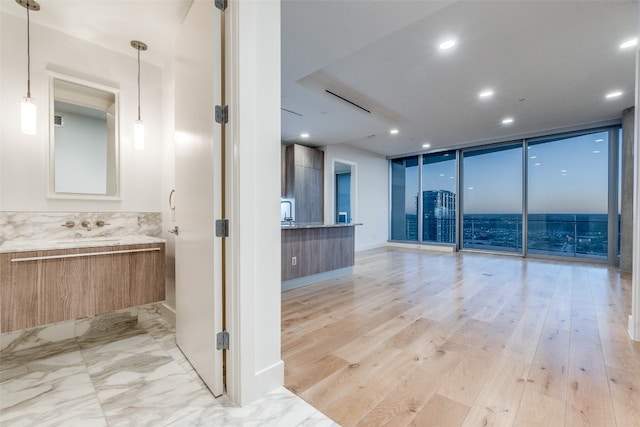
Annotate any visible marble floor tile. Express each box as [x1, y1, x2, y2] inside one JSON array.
[[1, 350, 107, 427], [1, 314, 338, 427], [1, 338, 80, 373]]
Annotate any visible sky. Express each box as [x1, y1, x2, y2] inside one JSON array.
[[401, 130, 612, 215]]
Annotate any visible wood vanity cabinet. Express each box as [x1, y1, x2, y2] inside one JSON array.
[[0, 243, 165, 333]]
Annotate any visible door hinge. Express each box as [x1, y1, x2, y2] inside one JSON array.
[[216, 330, 229, 350], [215, 105, 228, 124], [215, 219, 229, 237], [214, 0, 227, 11]]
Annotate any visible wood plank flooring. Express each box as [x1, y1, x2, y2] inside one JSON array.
[[281, 247, 640, 427]]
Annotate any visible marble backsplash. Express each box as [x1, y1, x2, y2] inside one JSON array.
[[0, 211, 162, 245]]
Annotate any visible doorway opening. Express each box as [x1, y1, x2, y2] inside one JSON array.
[[333, 160, 356, 224]]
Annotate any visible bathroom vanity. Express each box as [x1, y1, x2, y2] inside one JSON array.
[[0, 236, 165, 333]]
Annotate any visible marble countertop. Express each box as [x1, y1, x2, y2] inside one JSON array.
[[281, 222, 363, 230], [0, 235, 165, 253]]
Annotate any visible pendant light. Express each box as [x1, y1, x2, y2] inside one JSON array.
[[16, 0, 40, 135], [131, 40, 147, 150]]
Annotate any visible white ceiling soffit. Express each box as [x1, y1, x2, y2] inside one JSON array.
[[281, 0, 638, 157], [0, 0, 194, 67]]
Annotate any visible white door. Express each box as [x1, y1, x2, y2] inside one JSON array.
[[174, 0, 224, 397]]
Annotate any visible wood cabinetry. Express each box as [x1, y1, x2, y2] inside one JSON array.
[[284, 144, 324, 223], [281, 225, 355, 281], [0, 243, 165, 333]]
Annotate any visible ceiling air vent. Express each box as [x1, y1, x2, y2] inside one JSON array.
[[281, 107, 303, 117], [54, 114, 64, 127], [325, 89, 371, 114]]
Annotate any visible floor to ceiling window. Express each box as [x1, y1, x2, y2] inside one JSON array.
[[461, 144, 523, 253], [389, 125, 620, 262], [618, 128, 622, 257], [527, 131, 609, 259], [390, 156, 419, 241], [422, 151, 456, 244]]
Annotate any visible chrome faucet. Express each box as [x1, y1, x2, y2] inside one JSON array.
[[81, 220, 92, 231], [281, 200, 293, 223]]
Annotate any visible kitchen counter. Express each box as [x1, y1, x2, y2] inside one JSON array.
[[281, 222, 362, 229]]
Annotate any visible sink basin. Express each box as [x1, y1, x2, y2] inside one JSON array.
[[55, 238, 121, 244], [0, 235, 165, 253]]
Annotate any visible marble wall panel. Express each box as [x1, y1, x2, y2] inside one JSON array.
[[0, 212, 162, 245]]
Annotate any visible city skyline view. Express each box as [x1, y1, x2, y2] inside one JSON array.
[[391, 127, 619, 260], [401, 130, 611, 215]]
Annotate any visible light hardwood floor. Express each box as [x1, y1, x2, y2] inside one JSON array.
[[281, 247, 640, 427]]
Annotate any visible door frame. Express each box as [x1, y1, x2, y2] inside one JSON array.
[[331, 158, 358, 225], [223, 0, 284, 405]]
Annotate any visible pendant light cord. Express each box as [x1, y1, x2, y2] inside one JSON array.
[[137, 47, 141, 121], [26, 4, 31, 98]]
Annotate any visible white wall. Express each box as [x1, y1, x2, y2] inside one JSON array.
[[629, 46, 640, 340], [322, 143, 389, 251], [0, 12, 163, 213]]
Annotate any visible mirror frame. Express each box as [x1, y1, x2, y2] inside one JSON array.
[[47, 72, 121, 200]]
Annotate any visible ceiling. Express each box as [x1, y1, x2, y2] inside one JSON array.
[[281, 0, 638, 157], [2, 0, 637, 158], [0, 0, 194, 67]]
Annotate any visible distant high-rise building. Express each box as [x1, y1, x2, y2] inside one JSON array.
[[406, 195, 419, 240], [423, 190, 456, 243]]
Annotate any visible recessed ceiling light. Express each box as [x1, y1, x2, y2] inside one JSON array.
[[561, 169, 567, 173], [592, 150, 600, 154], [439, 173, 445, 177], [534, 162, 541, 166], [390, 128, 399, 135], [595, 138, 604, 142], [439, 39, 456, 50], [467, 187, 474, 190], [501, 117, 514, 125], [620, 38, 638, 49], [605, 91, 623, 99], [422, 143, 431, 148], [478, 89, 494, 99], [530, 155, 537, 159], [300, 133, 310, 138]]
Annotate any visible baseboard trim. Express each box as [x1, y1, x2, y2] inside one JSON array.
[[629, 315, 640, 341], [386, 241, 456, 253], [158, 302, 176, 327]]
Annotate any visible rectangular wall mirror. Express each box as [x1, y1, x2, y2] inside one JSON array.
[[49, 74, 120, 199]]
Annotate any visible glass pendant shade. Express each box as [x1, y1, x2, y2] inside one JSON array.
[[21, 97, 37, 135], [134, 119, 145, 150], [17, 0, 40, 136]]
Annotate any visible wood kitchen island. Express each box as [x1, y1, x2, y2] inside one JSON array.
[[281, 223, 360, 291]]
